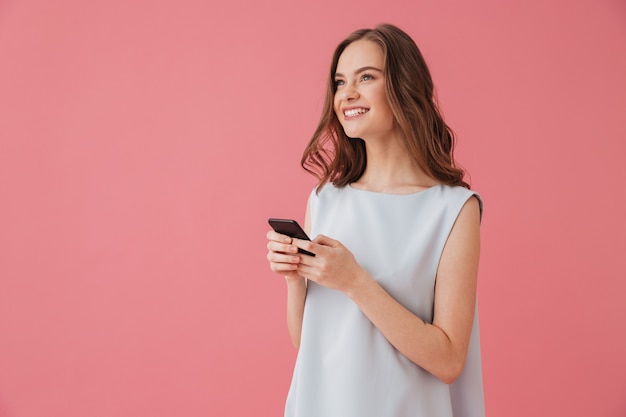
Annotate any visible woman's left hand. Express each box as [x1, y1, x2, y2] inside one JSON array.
[[292, 235, 367, 294]]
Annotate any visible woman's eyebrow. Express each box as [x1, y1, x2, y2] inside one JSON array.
[[334, 66, 383, 78]]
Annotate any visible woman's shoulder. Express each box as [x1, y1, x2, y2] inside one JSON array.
[[309, 182, 343, 198], [438, 184, 483, 220], [439, 184, 480, 197], [308, 183, 348, 214]]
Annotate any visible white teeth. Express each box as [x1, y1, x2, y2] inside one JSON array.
[[344, 108, 368, 117]]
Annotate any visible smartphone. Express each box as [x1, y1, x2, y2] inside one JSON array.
[[268, 218, 315, 256]]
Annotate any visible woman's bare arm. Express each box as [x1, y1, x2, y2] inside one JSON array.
[[266, 199, 312, 349]]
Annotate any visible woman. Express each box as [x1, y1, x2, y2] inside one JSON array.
[[266, 23, 485, 417]]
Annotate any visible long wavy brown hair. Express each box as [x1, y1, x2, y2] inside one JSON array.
[[301, 24, 469, 191]]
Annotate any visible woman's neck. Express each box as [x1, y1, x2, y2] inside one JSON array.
[[351, 137, 438, 194]]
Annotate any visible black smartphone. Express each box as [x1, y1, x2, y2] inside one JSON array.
[[268, 218, 315, 256]]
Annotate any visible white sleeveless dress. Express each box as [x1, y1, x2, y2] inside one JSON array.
[[284, 183, 485, 417]]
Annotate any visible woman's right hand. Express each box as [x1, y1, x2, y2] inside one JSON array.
[[267, 228, 308, 349], [266, 230, 303, 281]]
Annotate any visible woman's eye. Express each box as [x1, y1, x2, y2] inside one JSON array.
[[334, 79, 345, 87], [361, 73, 373, 81]]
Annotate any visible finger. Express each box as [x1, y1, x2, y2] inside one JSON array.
[[295, 263, 318, 282], [267, 252, 300, 273], [291, 238, 317, 256], [267, 230, 293, 244], [267, 240, 299, 254], [267, 251, 301, 265], [268, 257, 300, 273], [270, 262, 298, 273]]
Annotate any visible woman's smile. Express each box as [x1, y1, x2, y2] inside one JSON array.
[[342, 107, 369, 119]]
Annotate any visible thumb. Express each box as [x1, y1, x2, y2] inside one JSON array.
[[313, 234, 340, 247]]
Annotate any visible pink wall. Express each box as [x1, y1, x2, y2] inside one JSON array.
[[1, 0, 625, 416]]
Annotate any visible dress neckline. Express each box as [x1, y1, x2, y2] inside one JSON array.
[[346, 183, 442, 196]]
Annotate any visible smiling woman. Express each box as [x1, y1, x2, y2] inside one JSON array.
[[332, 43, 395, 142], [266, 24, 484, 417]]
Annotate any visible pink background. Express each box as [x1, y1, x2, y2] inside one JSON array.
[[1, 0, 625, 416]]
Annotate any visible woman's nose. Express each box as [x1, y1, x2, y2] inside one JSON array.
[[339, 82, 359, 101]]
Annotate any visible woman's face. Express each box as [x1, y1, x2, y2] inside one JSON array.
[[333, 40, 395, 142]]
